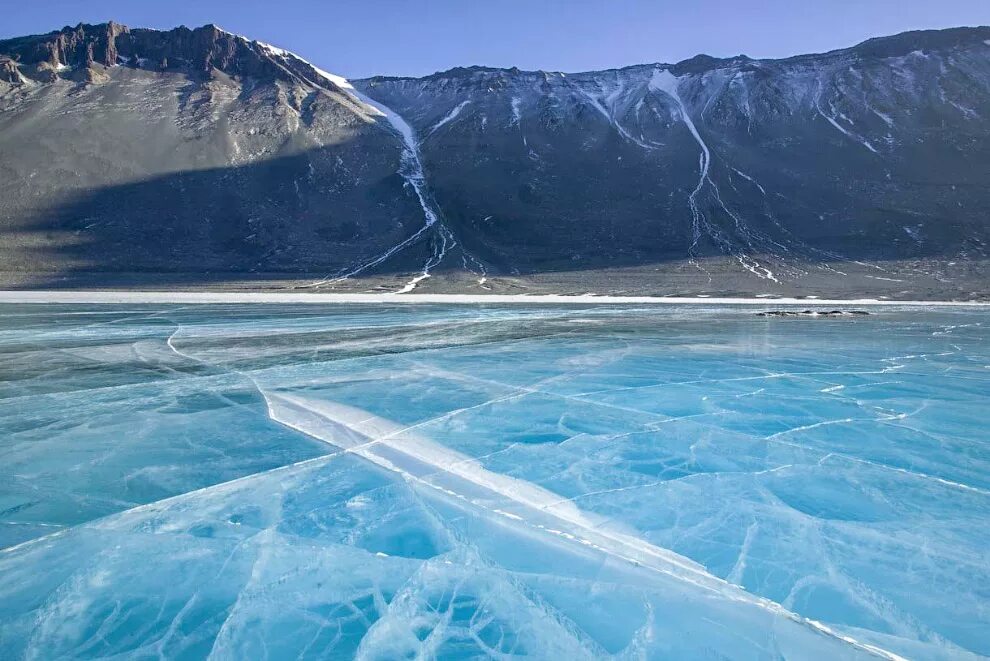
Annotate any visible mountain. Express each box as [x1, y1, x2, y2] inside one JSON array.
[[1, 22, 989, 297], [0, 23, 427, 289]]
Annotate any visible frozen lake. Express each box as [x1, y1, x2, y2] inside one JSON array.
[[1, 303, 987, 659]]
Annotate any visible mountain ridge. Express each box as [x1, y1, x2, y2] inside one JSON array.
[[1, 21, 988, 298], [5, 21, 989, 80], [358, 25, 990, 83]]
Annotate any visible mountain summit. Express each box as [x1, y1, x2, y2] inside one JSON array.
[[1, 22, 988, 297]]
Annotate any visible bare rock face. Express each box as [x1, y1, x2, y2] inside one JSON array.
[[77, 63, 111, 85], [0, 22, 354, 90], [20, 22, 125, 69], [0, 57, 20, 84]]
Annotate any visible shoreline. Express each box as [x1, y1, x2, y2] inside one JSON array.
[[1, 290, 988, 306]]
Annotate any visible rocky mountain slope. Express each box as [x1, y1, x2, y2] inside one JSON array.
[[0, 23, 431, 286], [1, 22, 988, 297]]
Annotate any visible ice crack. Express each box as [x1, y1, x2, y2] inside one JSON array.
[[262, 392, 906, 660]]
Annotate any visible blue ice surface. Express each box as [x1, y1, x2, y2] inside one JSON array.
[[1, 302, 988, 659]]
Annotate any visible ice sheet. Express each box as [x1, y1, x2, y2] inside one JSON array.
[[1, 303, 987, 659]]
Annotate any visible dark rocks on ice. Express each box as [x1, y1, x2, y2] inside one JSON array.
[[756, 310, 871, 317]]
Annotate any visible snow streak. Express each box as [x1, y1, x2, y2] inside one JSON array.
[[814, 80, 879, 153], [649, 69, 779, 283], [574, 82, 657, 151], [251, 48, 489, 291], [249, 44, 450, 289], [427, 100, 471, 136]]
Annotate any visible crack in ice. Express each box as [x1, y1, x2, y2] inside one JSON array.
[[261, 392, 905, 660]]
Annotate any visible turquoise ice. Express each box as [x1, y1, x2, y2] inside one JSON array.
[[1, 303, 987, 659]]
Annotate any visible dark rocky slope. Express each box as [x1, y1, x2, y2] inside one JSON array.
[[0, 23, 432, 282], [1, 22, 988, 297]]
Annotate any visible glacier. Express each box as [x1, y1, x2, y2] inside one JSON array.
[[1, 303, 988, 659]]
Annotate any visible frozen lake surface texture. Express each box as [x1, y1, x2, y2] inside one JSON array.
[[1, 303, 988, 660]]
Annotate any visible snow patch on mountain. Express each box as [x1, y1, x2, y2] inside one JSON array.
[[510, 97, 522, 125], [428, 100, 471, 136], [815, 86, 879, 154], [649, 68, 710, 248]]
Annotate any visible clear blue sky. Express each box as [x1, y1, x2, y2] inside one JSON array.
[[3, 0, 988, 78]]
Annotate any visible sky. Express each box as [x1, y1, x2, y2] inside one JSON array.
[[3, 0, 988, 78]]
